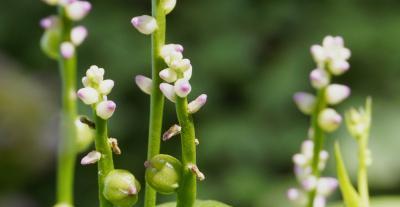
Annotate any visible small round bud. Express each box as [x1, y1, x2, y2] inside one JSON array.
[[293, 92, 316, 115], [301, 140, 314, 159], [77, 87, 99, 105], [40, 26, 61, 59], [96, 100, 116, 120], [318, 108, 342, 132], [71, 26, 88, 46], [103, 169, 141, 207], [66, 1, 91, 21], [317, 177, 338, 196], [135, 75, 152, 95], [170, 58, 192, 73], [292, 154, 307, 167], [160, 44, 183, 64], [163, 0, 176, 14], [75, 118, 94, 152], [159, 68, 177, 83], [313, 195, 326, 207], [145, 154, 182, 194], [86, 65, 105, 84], [310, 45, 326, 64], [301, 176, 317, 191], [174, 78, 191, 98], [330, 60, 350, 75], [60, 42, 75, 59], [160, 83, 176, 102], [80, 150, 101, 165], [188, 94, 207, 114], [325, 84, 350, 105], [99, 79, 115, 95], [131, 15, 158, 35], [287, 188, 307, 205], [310, 68, 330, 89]]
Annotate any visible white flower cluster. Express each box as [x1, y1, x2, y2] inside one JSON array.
[[40, 0, 91, 59], [77, 65, 116, 120], [287, 140, 338, 207], [294, 36, 351, 133], [130, 0, 177, 35]]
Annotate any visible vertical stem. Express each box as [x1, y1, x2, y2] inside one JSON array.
[[358, 136, 369, 207], [307, 89, 327, 207], [175, 97, 197, 207], [93, 112, 115, 207], [145, 0, 166, 207], [56, 7, 77, 206]]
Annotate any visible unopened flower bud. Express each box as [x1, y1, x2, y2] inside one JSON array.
[[330, 60, 350, 75], [163, 0, 176, 14], [60, 42, 75, 59], [145, 154, 182, 194], [66, 1, 91, 21], [86, 65, 105, 84], [160, 83, 176, 102], [174, 78, 191, 98], [96, 100, 116, 120], [317, 177, 338, 196], [103, 169, 141, 207], [160, 44, 183, 64], [80, 150, 101, 165], [293, 154, 307, 167], [170, 58, 192, 73], [135, 75, 153, 95], [131, 15, 158, 35], [188, 94, 207, 114], [293, 92, 316, 115], [301, 140, 314, 159], [318, 108, 342, 132], [71, 26, 88, 46], [325, 84, 350, 105], [310, 45, 326, 65], [287, 188, 307, 205], [99, 79, 114, 95], [40, 16, 58, 29], [314, 195, 326, 207], [310, 68, 330, 89], [302, 176, 317, 191], [76, 118, 94, 152], [77, 87, 99, 105], [159, 68, 177, 83]]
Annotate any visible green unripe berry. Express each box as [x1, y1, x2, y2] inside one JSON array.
[[145, 154, 182, 194], [103, 169, 141, 207], [40, 26, 61, 60]]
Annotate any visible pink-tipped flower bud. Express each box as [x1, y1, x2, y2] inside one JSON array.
[[160, 83, 176, 102], [318, 108, 342, 132], [77, 87, 99, 105], [86, 65, 105, 84], [131, 15, 158, 35], [310, 45, 326, 65], [293, 92, 316, 115], [96, 100, 116, 120], [81, 150, 101, 165], [292, 153, 307, 167], [188, 94, 207, 114], [310, 68, 330, 89], [71, 26, 88, 46], [325, 84, 350, 105], [135, 75, 152, 95], [159, 68, 177, 83], [302, 176, 318, 191], [40, 16, 58, 29], [99, 79, 115, 95], [301, 140, 314, 159], [317, 177, 338, 196], [330, 60, 350, 75], [66, 1, 91, 21], [174, 78, 191, 98], [163, 0, 177, 14], [60, 42, 75, 59]]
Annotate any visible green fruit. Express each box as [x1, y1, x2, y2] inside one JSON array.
[[145, 154, 182, 194], [103, 169, 141, 207], [75, 118, 95, 152], [40, 26, 61, 59]]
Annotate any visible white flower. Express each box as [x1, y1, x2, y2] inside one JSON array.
[[99, 79, 114, 95], [316, 177, 338, 196], [309, 68, 330, 89], [86, 65, 105, 84], [65, 1, 91, 21], [135, 75, 153, 95], [188, 94, 207, 114], [131, 15, 158, 35], [325, 84, 350, 105], [60, 42, 75, 59], [160, 44, 184, 64], [159, 68, 177, 83], [163, 0, 177, 14], [174, 78, 191, 98], [293, 92, 316, 115], [96, 100, 116, 120], [318, 108, 342, 132], [170, 58, 192, 72], [160, 83, 176, 102], [77, 87, 99, 105], [71, 26, 88, 46]]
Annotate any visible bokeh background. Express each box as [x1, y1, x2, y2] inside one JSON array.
[[2, 0, 400, 206]]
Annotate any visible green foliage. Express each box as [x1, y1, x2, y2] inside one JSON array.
[[157, 200, 232, 207]]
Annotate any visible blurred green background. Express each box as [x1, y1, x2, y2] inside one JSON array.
[[2, 0, 400, 206]]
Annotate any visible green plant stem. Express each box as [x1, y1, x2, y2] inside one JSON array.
[[358, 135, 369, 207], [307, 89, 327, 207], [93, 112, 115, 207], [56, 6, 77, 206], [144, 1, 166, 207], [175, 97, 197, 207]]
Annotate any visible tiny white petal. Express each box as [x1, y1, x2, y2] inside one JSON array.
[[170, 58, 191, 72], [184, 67, 193, 80], [188, 94, 207, 114], [60, 42, 75, 59], [317, 177, 338, 196], [131, 15, 158, 35], [77, 87, 99, 105], [159, 68, 177, 83], [293, 154, 307, 167], [66, 1, 91, 21], [160, 83, 176, 102], [96, 100, 116, 120], [86, 65, 105, 84], [310, 68, 330, 89], [330, 60, 350, 75], [301, 140, 314, 159], [293, 92, 316, 115], [81, 151, 101, 165], [99, 79, 114, 95], [71, 26, 88, 46], [318, 108, 342, 132], [174, 78, 192, 98], [163, 0, 177, 14], [325, 84, 350, 105], [313, 195, 326, 207], [82, 77, 89, 87], [135, 75, 152, 95], [302, 176, 318, 191]]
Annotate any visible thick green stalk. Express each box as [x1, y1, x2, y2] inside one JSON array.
[[307, 89, 327, 207], [358, 136, 369, 207], [56, 7, 77, 206], [144, 0, 166, 207], [175, 97, 197, 207], [93, 112, 115, 207]]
